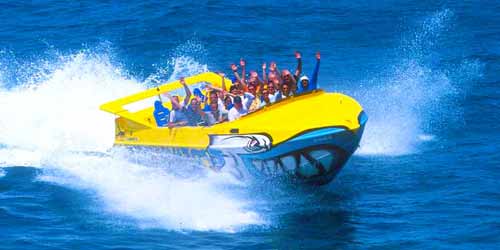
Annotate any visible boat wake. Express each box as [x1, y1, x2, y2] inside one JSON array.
[[0, 52, 264, 232]]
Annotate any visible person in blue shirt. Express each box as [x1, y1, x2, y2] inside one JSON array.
[[297, 52, 321, 94]]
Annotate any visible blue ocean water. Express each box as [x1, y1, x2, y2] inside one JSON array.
[[0, 1, 499, 249]]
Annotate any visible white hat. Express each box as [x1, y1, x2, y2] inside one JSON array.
[[299, 75, 309, 82]]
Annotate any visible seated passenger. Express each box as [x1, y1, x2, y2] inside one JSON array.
[[166, 94, 188, 127], [267, 83, 278, 103], [269, 52, 302, 94], [186, 97, 208, 126], [247, 84, 261, 112], [224, 95, 233, 110], [241, 90, 255, 111], [228, 96, 248, 121], [268, 71, 278, 83], [269, 61, 279, 77], [297, 51, 321, 94], [164, 77, 191, 127], [281, 69, 297, 95], [259, 86, 272, 108], [230, 60, 248, 91], [276, 83, 292, 101], [203, 89, 225, 112], [206, 102, 227, 125], [269, 78, 286, 102]]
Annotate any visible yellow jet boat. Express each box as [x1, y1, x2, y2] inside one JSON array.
[[100, 72, 367, 185]]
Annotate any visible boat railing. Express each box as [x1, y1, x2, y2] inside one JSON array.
[[100, 72, 232, 128]]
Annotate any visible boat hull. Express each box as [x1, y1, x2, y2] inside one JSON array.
[[116, 115, 366, 185], [99, 73, 368, 185]]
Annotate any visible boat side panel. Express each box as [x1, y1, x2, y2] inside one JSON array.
[[113, 91, 365, 149]]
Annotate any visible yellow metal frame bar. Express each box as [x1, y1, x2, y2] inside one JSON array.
[[99, 72, 231, 128]]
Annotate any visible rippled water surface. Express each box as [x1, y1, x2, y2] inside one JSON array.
[[0, 1, 499, 249]]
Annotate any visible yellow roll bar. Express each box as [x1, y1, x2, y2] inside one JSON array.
[[99, 72, 231, 128]]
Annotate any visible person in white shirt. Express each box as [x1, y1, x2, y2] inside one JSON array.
[[228, 96, 249, 121]]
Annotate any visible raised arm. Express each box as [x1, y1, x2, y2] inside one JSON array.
[[294, 51, 302, 79], [262, 62, 267, 82], [270, 62, 281, 81], [310, 52, 321, 90], [240, 58, 246, 84], [255, 73, 264, 87], [180, 77, 191, 106], [164, 92, 181, 110], [205, 84, 225, 94], [231, 64, 242, 82]]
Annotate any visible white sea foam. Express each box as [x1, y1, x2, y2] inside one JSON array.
[[0, 50, 263, 232], [417, 134, 436, 142], [39, 152, 261, 232], [0, 52, 142, 152], [356, 61, 454, 156], [0, 148, 44, 167], [355, 9, 479, 156]]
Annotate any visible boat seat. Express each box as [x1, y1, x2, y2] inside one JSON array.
[[153, 100, 170, 127]]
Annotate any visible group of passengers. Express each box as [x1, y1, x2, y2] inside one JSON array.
[[156, 51, 321, 127]]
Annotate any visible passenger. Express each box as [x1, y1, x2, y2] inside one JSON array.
[[203, 89, 225, 112], [165, 93, 188, 127], [228, 96, 248, 121], [247, 84, 261, 112], [228, 82, 254, 109], [206, 102, 227, 125], [202, 74, 229, 113], [186, 97, 208, 126], [164, 77, 191, 127], [268, 71, 278, 83], [269, 61, 279, 79], [267, 83, 278, 103], [229, 85, 239, 96], [281, 69, 297, 95], [241, 89, 255, 111], [297, 51, 321, 94], [224, 95, 233, 110], [270, 78, 283, 102], [259, 85, 272, 108], [282, 83, 292, 98], [247, 71, 261, 90], [272, 51, 302, 94], [276, 82, 292, 100], [230, 59, 248, 91]]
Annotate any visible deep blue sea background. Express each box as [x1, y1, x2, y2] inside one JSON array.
[[0, 1, 499, 249]]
